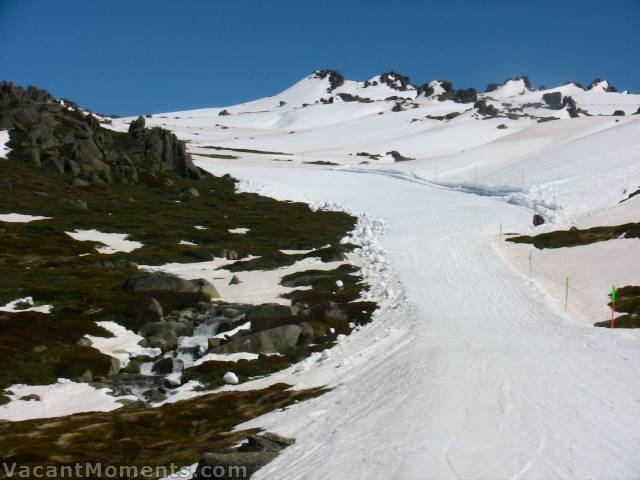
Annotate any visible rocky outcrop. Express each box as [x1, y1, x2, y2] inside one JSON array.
[[123, 272, 219, 298], [542, 92, 563, 109], [417, 80, 454, 98], [386, 150, 415, 162], [564, 80, 585, 90], [474, 99, 499, 117], [212, 324, 302, 354], [542, 92, 579, 117], [423, 82, 476, 103], [313, 70, 345, 92], [0, 81, 202, 184], [336, 93, 373, 103], [378, 71, 413, 91], [485, 75, 532, 92], [126, 116, 202, 180], [453, 88, 477, 104], [194, 433, 294, 479], [138, 320, 196, 352], [245, 304, 293, 327], [588, 78, 617, 92]]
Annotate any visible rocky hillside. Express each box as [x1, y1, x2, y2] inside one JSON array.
[[0, 82, 377, 478], [1, 81, 201, 185]]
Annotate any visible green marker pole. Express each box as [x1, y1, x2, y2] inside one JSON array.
[[564, 277, 569, 311], [611, 285, 617, 328]]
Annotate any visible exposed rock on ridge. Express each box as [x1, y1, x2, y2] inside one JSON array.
[[0, 81, 202, 184]]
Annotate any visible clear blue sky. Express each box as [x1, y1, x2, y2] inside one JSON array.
[[1, 0, 638, 116]]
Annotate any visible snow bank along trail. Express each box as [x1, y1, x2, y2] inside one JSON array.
[[198, 161, 640, 480]]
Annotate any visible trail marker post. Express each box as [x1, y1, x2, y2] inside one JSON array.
[[499, 223, 503, 247], [564, 277, 569, 311], [611, 285, 617, 329]]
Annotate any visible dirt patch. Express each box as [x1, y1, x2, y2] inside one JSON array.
[[507, 223, 640, 249]]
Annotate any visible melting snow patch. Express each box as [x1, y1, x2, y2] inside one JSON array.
[[228, 227, 250, 234], [193, 352, 259, 366], [280, 246, 328, 255], [0, 129, 10, 158], [179, 240, 198, 246], [194, 225, 208, 230], [0, 296, 52, 313], [66, 229, 143, 254], [0, 379, 136, 421], [146, 255, 340, 306], [85, 321, 161, 368], [0, 213, 51, 223]]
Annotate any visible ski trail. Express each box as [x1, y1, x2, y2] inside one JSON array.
[[197, 161, 640, 480]]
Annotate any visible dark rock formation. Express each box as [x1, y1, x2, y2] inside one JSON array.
[[564, 96, 579, 118], [212, 324, 302, 354], [588, 78, 617, 92], [485, 75, 532, 93], [378, 71, 413, 91], [425, 112, 463, 121], [313, 70, 345, 92], [386, 150, 415, 162], [613, 110, 626, 116], [454, 88, 478, 104], [541, 93, 579, 116], [564, 80, 585, 90], [336, 93, 373, 103], [0, 81, 202, 185], [416, 83, 435, 97], [542, 92, 563, 109], [514, 75, 532, 90], [417, 80, 454, 98], [533, 214, 545, 227], [194, 433, 294, 479], [474, 99, 499, 117], [139, 321, 195, 339], [123, 272, 219, 298], [151, 357, 174, 374], [246, 304, 293, 327]]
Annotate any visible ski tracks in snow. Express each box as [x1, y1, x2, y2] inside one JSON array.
[[198, 162, 640, 480]]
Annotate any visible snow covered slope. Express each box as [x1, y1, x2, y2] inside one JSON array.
[[116, 71, 639, 168], [192, 163, 640, 480], [115, 70, 640, 478]]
